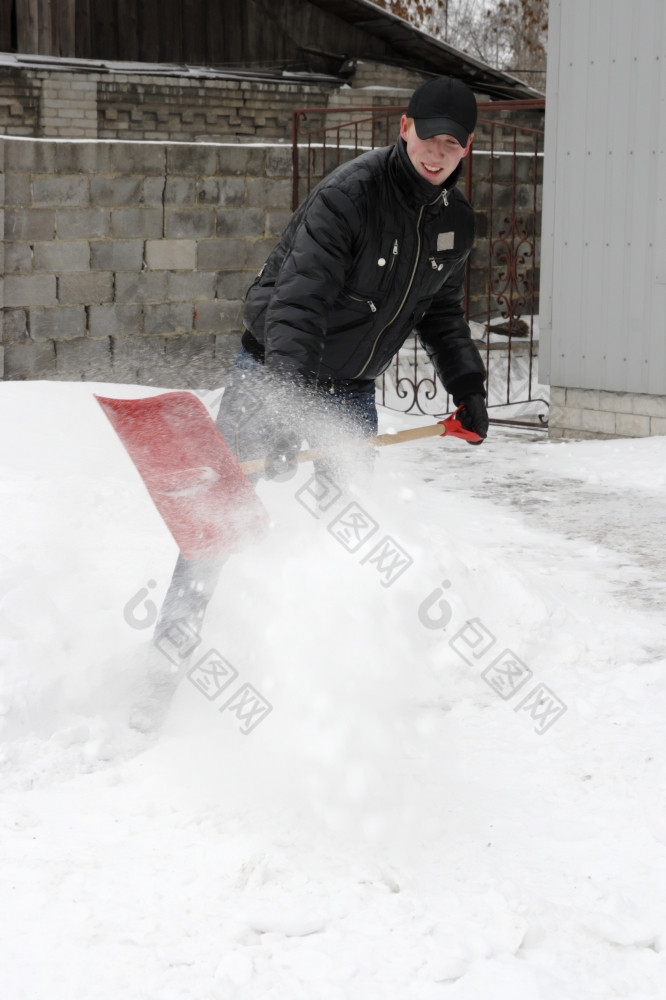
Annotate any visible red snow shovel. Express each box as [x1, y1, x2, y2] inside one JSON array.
[[95, 391, 270, 561], [95, 391, 481, 560]]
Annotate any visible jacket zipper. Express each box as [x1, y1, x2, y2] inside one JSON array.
[[352, 208, 423, 378], [348, 292, 377, 313], [389, 238, 399, 273], [353, 188, 447, 379]]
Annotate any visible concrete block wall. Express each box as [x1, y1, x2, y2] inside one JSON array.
[[548, 386, 666, 439], [1, 136, 297, 387]]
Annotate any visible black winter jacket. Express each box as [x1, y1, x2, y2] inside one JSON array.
[[242, 136, 486, 402]]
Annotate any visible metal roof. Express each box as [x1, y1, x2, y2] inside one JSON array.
[[307, 0, 544, 100]]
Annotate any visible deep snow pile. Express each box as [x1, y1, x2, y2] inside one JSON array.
[[1, 380, 666, 1000]]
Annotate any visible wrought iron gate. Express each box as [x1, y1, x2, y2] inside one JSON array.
[[291, 100, 548, 428]]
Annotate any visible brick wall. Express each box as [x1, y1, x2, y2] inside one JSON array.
[[40, 75, 98, 138], [97, 77, 334, 143], [0, 67, 40, 136], [0, 64, 338, 142], [1, 136, 297, 387]]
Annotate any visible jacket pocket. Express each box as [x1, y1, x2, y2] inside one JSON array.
[[348, 232, 401, 300], [334, 287, 380, 317], [419, 249, 466, 297], [426, 249, 465, 274]]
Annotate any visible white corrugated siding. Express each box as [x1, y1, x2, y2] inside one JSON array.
[[540, 0, 666, 394]]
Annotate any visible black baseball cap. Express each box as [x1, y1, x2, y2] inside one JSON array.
[[407, 77, 478, 147]]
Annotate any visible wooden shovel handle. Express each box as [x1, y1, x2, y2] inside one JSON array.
[[239, 420, 447, 476]]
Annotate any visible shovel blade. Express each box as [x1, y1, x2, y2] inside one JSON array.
[[95, 391, 269, 560]]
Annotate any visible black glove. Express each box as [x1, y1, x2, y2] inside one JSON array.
[[263, 425, 302, 481], [457, 393, 489, 444], [260, 367, 315, 480]]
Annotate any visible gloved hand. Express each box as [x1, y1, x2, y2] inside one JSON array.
[[263, 425, 303, 480], [457, 393, 489, 444]]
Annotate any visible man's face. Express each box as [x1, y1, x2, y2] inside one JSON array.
[[400, 115, 473, 186]]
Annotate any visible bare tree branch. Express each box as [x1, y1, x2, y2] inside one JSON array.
[[374, 0, 547, 89]]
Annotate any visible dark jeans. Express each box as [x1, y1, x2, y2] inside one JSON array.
[[154, 348, 378, 637], [215, 346, 378, 457]]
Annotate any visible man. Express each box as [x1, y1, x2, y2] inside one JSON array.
[[238, 75, 488, 476], [133, 76, 488, 730]]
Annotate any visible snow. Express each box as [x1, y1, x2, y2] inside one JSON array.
[[1, 379, 666, 999]]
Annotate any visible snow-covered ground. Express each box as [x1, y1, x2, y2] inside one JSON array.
[[1, 380, 666, 1000]]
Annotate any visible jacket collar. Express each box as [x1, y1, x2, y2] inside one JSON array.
[[390, 137, 463, 209]]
